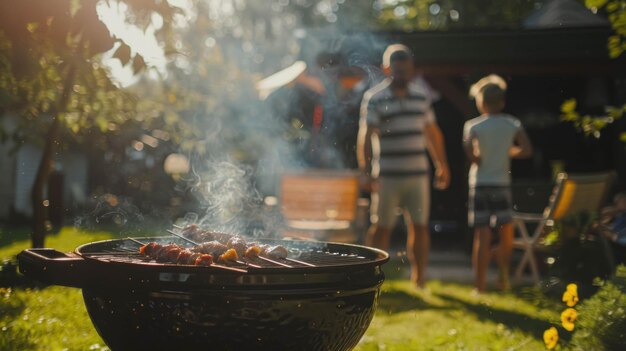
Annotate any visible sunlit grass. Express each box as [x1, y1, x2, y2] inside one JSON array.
[[0, 225, 163, 261], [0, 226, 117, 350], [0, 226, 561, 350], [355, 280, 558, 351], [0, 286, 106, 351], [0, 226, 120, 261]]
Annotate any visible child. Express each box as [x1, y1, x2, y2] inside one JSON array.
[[463, 75, 533, 292]]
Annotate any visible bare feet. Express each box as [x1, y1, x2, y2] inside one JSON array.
[[496, 270, 511, 291], [410, 271, 425, 289]]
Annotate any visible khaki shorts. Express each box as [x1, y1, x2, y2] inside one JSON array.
[[371, 176, 431, 228]]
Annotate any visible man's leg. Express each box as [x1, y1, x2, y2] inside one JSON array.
[[365, 177, 397, 251], [365, 224, 393, 251], [407, 222, 430, 288], [472, 225, 492, 292], [495, 222, 513, 290], [405, 176, 431, 288]]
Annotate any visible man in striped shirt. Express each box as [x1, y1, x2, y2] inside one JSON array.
[[358, 44, 450, 288]]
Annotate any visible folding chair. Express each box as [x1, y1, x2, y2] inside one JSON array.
[[278, 169, 366, 243], [512, 172, 614, 284]]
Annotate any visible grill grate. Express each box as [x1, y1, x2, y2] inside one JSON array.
[[79, 236, 370, 271]]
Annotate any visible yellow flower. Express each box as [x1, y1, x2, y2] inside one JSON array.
[[561, 308, 578, 331], [544, 327, 559, 349], [563, 283, 579, 307]]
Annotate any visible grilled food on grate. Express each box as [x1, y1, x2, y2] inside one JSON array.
[[139, 242, 213, 265], [138, 232, 290, 266]]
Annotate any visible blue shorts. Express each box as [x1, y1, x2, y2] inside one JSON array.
[[468, 186, 513, 228]]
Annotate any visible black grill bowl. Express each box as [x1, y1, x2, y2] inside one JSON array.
[[18, 237, 389, 351]]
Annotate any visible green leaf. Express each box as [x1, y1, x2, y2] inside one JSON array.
[[70, 0, 82, 17], [95, 116, 108, 132], [585, 0, 608, 9], [561, 99, 577, 114]]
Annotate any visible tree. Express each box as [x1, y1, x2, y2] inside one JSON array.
[[374, 0, 542, 31], [559, 0, 626, 140], [0, 0, 179, 247], [586, 0, 626, 58]]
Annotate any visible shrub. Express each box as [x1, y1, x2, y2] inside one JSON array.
[[568, 265, 626, 351]]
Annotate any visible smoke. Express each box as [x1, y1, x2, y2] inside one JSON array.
[[73, 193, 145, 230], [187, 159, 265, 235], [171, 23, 393, 238]]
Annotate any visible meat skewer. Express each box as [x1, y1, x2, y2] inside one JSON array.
[[169, 229, 294, 268], [132, 239, 247, 273], [167, 230, 262, 268], [139, 242, 211, 265], [178, 226, 316, 267], [242, 244, 292, 268]]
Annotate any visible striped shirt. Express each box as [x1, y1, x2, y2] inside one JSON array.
[[360, 78, 436, 177]]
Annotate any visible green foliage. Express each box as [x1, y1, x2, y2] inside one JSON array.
[[560, 98, 625, 139], [376, 0, 542, 31], [569, 265, 626, 351], [0, 0, 180, 148], [586, 0, 626, 57], [130, 1, 303, 163], [544, 212, 615, 285]]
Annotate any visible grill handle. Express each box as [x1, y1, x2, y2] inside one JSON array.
[[17, 249, 89, 288]]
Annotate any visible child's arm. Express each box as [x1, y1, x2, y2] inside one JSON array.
[[509, 129, 533, 159], [463, 133, 481, 165]]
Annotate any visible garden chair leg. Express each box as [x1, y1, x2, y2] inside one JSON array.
[[515, 248, 529, 284], [527, 248, 540, 284]]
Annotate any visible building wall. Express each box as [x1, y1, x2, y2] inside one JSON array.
[[13, 144, 88, 218]]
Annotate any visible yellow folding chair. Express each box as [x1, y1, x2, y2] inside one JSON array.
[[512, 172, 614, 284]]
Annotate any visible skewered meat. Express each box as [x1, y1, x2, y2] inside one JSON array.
[[226, 236, 247, 256], [181, 224, 225, 243], [244, 245, 261, 258], [139, 242, 158, 256], [218, 248, 239, 263], [176, 249, 195, 265], [155, 244, 180, 262], [194, 254, 213, 266], [143, 225, 293, 266], [139, 242, 213, 266], [193, 241, 228, 256], [184, 227, 290, 261], [261, 245, 289, 260]]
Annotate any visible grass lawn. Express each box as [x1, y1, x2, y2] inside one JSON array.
[[1, 226, 560, 350]]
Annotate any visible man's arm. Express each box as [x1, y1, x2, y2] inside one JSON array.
[[424, 122, 450, 190], [357, 121, 373, 175], [357, 120, 379, 190], [357, 93, 380, 192], [509, 129, 533, 159]]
